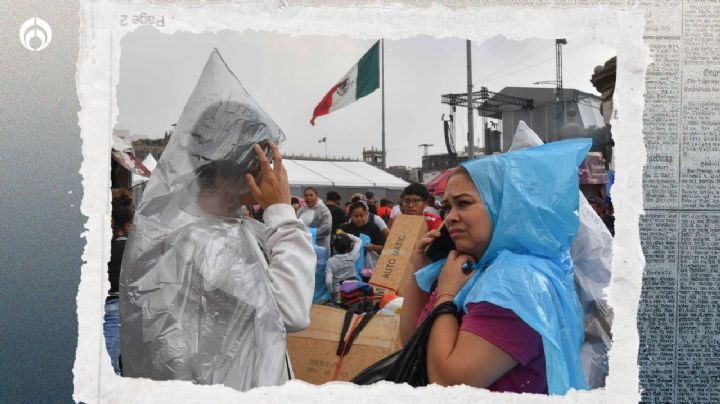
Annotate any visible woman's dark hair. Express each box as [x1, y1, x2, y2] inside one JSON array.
[[332, 233, 352, 255], [349, 201, 368, 214], [326, 191, 341, 202], [291, 197, 300, 205], [112, 189, 133, 209], [304, 187, 318, 195]]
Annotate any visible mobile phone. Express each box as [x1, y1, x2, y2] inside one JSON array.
[[425, 225, 456, 262], [235, 139, 272, 174]]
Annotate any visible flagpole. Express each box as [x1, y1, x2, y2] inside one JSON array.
[[381, 38, 386, 169]]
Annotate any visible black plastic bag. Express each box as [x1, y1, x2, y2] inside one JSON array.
[[351, 301, 460, 387]]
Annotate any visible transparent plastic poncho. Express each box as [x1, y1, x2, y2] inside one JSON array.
[[415, 138, 592, 395], [119, 49, 288, 391]]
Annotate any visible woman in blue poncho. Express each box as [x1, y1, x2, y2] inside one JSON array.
[[399, 138, 592, 395]]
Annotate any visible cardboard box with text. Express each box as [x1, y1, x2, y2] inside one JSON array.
[[369, 215, 428, 296], [287, 304, 402, 384]]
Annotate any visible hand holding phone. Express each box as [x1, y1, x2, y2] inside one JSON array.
[[411, 229, 440, 272], [425, 225, 456, 262], [245, 143, 290, 208]]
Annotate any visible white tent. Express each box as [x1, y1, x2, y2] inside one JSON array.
[[133, 157, 408, 203], [142, 153, 157, 172], [131, 154, 157, 187], [284, 159, 408, 201]]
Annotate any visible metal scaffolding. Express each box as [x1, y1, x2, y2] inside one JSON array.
[[441, 86, 534, 119]]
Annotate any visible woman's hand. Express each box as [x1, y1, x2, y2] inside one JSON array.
[[412, 229, 441, 272], [245, 143, 290, 209], [435, 250, 475, 305]]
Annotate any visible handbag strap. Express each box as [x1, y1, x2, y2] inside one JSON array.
[[332, 311, 375, 381], [336, 309, 356, 356], [341, 311, 377, 356], [336, 310, 377, 356], [349, 301, 460, 386]]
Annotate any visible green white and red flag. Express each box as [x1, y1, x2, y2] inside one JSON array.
[[310, 41, 380, 125]]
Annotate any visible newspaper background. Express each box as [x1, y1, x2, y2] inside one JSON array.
[[72, 1, 717, 403]]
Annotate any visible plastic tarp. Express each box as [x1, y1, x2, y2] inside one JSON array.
[[425, 168, 455, 196], [509, 121, 613, 389], [415, 136, 592, 395], [119, 49, 289, 391]]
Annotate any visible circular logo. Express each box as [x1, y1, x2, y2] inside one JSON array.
[[19, 17, 52, 52]]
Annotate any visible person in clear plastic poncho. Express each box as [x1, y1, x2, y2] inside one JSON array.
[[402, 138, 592, 395], [119, 49, 315, 391]]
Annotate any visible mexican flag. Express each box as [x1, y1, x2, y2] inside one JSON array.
[[310, 41, 380, 125]]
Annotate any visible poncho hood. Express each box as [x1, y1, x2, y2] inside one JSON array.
[[465, 138, 590, 269]]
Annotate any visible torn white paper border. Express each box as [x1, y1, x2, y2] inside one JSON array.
[[75, 2, 648, 402]]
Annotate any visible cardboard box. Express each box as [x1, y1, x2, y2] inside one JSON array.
[[288, 304, 402, 384], [369, 215, 428, 296]]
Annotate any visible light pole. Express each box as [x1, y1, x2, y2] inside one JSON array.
[[418, 143, 434, 156], [318, 137, 327, 159]]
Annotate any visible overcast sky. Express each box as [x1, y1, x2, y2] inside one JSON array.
[[116, 27, 614, 167]]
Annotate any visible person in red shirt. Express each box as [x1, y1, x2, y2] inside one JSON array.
[[376, 198, 393, 223], [392, 182, 442, 231]]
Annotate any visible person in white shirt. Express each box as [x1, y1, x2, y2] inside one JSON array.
[[297, 187, 333, 252]]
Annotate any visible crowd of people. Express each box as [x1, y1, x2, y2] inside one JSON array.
[[105, 138, 608, 395], [289, 185, 444, 303]]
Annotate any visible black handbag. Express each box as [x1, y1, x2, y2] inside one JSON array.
[[351, 301, 460, 387]]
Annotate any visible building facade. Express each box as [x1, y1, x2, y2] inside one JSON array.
[[362, 147, 384, 168], [132, 131, 172, 161]]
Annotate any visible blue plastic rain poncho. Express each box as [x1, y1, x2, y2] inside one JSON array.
[[308, 227, 331, 303], [415, 138, 591, 394], [354, 233, 371, 279]]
